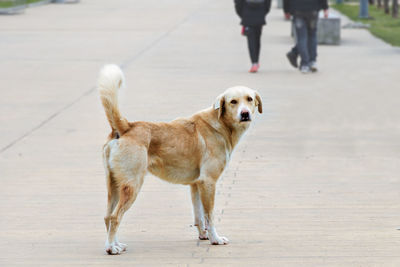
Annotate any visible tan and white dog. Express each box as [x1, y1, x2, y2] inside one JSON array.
[[98, 64, 262, 255]]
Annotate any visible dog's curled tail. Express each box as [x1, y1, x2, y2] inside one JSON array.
[[98, 64, 130, 135]]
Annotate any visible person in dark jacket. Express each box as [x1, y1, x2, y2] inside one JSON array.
[[284, 0, 328, 73], [234, 0, 272, 73]]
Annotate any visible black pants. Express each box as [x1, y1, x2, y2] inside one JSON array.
[[245, 25, 263, 64]]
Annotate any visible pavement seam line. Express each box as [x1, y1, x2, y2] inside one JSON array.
[[0, 86, 95, 154]]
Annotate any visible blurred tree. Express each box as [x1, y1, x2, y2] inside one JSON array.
[[393, 0, 399, 17], [384, 0, 390, 13]]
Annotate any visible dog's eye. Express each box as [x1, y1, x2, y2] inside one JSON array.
[[230, 100, 237, 104], [247, 96, 253, 102]]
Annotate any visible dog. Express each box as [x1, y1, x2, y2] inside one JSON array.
[[98, 64, 262, 255]]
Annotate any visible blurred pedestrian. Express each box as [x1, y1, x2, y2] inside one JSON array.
[[284, 0, 329, 74], [234, 0, 272, 73]]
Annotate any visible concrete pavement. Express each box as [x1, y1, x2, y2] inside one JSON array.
[[1, 0, 400, 266]]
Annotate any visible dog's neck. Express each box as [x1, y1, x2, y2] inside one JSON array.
[[200, 108, 249, 152], [221, 117, 249, 150]]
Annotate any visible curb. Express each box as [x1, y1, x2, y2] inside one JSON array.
[[0, 3, 26, 14]]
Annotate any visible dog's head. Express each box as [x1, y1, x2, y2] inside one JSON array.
[[214, 86, 262, 125]]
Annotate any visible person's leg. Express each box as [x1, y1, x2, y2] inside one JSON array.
[[246, 26, 261, 72], [294, 14, 310, 68], [254, 26, 262, 64], [287, 21, 299, 69], [246, 26, 258, 64], [307, 11, 318, 63]]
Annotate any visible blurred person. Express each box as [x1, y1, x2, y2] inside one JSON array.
[[284, 0, 329, 73], [234, 0, 272, 73]]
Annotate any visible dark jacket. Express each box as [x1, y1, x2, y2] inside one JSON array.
[[283, 0, 328, 14], [234, 0, 272, 26]]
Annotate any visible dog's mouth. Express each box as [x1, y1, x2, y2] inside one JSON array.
[[240, 118, 251, 122]]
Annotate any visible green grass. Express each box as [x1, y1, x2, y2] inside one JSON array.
[[0, 1, 17, 8], [333, 3, 400, 47], [0, 0, 46, 8]]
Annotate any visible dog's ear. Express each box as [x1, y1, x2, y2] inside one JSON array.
[[214, 93, 225, 119], [255, 92, 263, 114]]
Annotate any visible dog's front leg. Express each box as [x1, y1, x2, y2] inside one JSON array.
[[197, 179, 229, 245], [190, 184, 208, 240]]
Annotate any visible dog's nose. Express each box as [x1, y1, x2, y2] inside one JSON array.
[[240, 111, 250, 121]]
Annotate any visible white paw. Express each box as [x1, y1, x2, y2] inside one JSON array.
[[210, 236, 229, 245], [105, 241, 127, 255], [116, 241, 127, 251], [199, 231, 209, 240]]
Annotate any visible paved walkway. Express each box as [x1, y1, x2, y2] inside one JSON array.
[[1, 1, 400, 266]]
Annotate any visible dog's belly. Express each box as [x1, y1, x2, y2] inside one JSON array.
[[147, 156, 200, 185]]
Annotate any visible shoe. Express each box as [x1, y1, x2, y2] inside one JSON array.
[[300, 65, 311, 74], [286, 51, 298, 68], [249, 63, 259, 73], [310, 61, 318, 72]]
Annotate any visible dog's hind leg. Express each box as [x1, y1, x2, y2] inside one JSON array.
[[105, 145, 147, 255], [104, 172, 119, 234], [105, 177, 145, 255], [103, 142, 122, 234], [190, 184, 208, 240], [103, 144, 120, 232]]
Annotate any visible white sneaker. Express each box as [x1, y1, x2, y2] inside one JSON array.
[[300, 65, 311, 74], [310, 61, 318, 72]]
